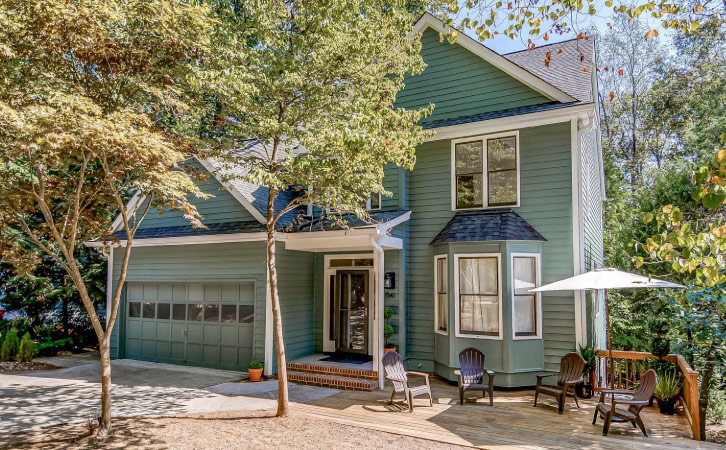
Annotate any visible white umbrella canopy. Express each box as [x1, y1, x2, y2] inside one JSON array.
[[530, 268, 684, 292]]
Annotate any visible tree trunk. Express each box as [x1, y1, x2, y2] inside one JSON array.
[[99, 337, 113, 434], [266, 230, 289, 417]]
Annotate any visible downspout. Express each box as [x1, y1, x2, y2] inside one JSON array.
[[371, 236, 385, 389]]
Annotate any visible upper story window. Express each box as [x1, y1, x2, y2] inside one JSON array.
[[453, 132, 519, 210], [367, 193, 381, 210]]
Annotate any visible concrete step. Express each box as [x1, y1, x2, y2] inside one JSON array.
[[288, 370, 377, 391], [286, 361, 378, 380]]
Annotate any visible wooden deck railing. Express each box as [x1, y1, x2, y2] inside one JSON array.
[[593, 349, 701, 440]]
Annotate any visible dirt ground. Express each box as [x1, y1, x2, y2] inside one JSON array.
[[707, 421, 726, 445], [1, 409, 471, 450], [0, 361, 58, 372]]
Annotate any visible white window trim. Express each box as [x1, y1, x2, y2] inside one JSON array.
[[450, 130, 521, 211], [510, 252, 543, 341], [433, 255, 448, 336], [367, 193, 382, 211], [454, 253, 503, 340]]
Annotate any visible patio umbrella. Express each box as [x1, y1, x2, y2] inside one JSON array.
[[530, 268, 684, 389]]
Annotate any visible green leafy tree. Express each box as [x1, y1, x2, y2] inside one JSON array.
[[18, 332, 36, 362], [198, 0, 431, 416], [0, 0, 213, 434]]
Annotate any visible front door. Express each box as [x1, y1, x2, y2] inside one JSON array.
[[334, 270, 369, 354]]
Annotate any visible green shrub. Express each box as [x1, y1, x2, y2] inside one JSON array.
[[654, 370, 682, 400], [0, 328, 20, 361], [384, 307, 394, 322], [18, 333, 36, 362], [709, 386, 726, 424], [384, 324, 394, 346], [37, 337, 74, 356], [248, 361, 263, 370], [578, 345, 596, 375]]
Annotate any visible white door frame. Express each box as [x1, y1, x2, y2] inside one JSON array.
[[322, 253, 375, 354]]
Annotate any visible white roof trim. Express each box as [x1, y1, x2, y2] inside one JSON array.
[[196, 158, 267, 224], [109, 191, 145, 235], [414, 13, 576, 104], [87, 232, 268, 248]]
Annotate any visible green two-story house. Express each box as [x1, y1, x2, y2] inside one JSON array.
[[96, 13, 606, 389]]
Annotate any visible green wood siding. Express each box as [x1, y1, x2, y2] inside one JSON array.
[[405, 122, 576, 372], [135, 159, 258, 230], [109, 242, 268, 366], [396, 29, 551, 124]]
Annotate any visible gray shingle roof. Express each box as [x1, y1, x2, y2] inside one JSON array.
[[421, 101, 576, 129], [430, 210, 546, 245], [115, 220, 265, 240], [503, 38, 595, 103], [296, 210, 409, 232]]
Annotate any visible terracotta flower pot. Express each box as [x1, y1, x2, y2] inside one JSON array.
[[248, 367, 263, 382], [384, 346, 396, 354]]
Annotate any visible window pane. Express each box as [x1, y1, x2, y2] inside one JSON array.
[[455, 141, 483, 175], [436, 258, 447, 294], [239, 305, 254, 323], [488, 170, 517, 205], [437, 293, 448, 332], [459, 258, 497, 295], [513, 257, 536, 295], [460, 295, 499, 334], [369, 194, 380, 210], [128, 302, 141, 318], [514, 295, 536, 334], [221, 305, 236, 323], [204, 304, 219, 322], [487, 137, 516, 171], [187, 304, 203, 321], [456, 174, 483, 209], [172, 304, 185, 320], [157, 303, 171, 320], [142, 302, 155, 319], [330, 259, 353, 267], [354, 258, 374, 267]]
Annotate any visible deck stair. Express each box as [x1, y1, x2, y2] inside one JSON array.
[[286, 360, 378, 391]]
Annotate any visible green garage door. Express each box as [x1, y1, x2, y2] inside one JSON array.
[[125, 282, 255, 371]]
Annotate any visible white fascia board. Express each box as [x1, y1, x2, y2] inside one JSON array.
[[428, 103, 596, 142], [109, 191, 145, 235], [413, 13, 576, 104], [110, 232, 267, 248], [196, 158, 267, 224], [374, 211, 411, 235]]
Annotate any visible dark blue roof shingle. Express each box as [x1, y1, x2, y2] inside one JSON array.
[[430, 210, 546, 245], [115, 220, 265, 240]]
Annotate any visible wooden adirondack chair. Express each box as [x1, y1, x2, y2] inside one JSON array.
[[382, 351, 433, 412], [455, 347, 495, 406], [533, 352, 586, 414], [593, 369, 657, 436]]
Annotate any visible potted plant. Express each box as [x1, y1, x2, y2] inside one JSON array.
[[654, 370, 681, 415], [248, 361, 263, 382], [576, 345, 596, 398], [383, 307, 396, 353]]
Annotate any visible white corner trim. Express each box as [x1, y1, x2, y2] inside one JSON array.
[[413, 13, 576, 104], [433, 255, 448, 336], [510, 252, 543, 341], [571, 117, 586, 348], [106, 246, 113, 327], [453, 253, 503, 340], [196, 158, 267, 224], [450, 131, 520, 211]]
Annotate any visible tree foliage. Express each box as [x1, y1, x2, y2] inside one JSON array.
[[0, 0, 213, 433]]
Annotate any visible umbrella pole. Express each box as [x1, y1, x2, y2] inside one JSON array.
[[604, 289, 614, 388]]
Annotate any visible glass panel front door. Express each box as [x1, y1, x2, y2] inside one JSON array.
[[335, 270, 369, 354]]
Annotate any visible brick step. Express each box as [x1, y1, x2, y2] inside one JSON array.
[[286, 362, 378, 380], [288, 370, 378, 391]]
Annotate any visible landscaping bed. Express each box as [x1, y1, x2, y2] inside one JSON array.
[[0, 361, 58, 373]]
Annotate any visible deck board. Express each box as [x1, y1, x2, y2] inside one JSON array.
[[296, 378, 720, 449]]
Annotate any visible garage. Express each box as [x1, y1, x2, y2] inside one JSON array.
[[124, 281, 255, 371]]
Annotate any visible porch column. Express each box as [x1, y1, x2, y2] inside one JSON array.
[[372, 237, 385, 389]]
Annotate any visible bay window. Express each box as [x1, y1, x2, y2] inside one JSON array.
[[512, 254, 540, 338], [455, 254, 501, 338], [453, 133, 519, 210]]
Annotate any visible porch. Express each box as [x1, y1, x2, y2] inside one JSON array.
[[295, 377, 718, 449]]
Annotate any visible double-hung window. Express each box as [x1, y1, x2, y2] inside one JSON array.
[[434, 256, 447, 334], [512, 254, 540, 339], [455, 254, 501, 338], [453, 133, 519, 209]]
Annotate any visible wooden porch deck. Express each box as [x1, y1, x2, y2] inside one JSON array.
[[296, 378, 720, 449]]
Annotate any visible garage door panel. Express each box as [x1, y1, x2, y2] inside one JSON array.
[[125, 281, 256, 371]]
